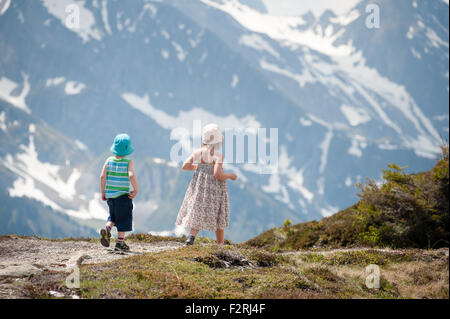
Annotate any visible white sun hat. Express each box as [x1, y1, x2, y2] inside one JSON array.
[[202, 123, 224, 145]]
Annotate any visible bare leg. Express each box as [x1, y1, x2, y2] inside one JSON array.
[[118, 231, 125, 240], [215, 229, 224, 245], [190, 229, 199, 236], [106, 221, 115, 228]]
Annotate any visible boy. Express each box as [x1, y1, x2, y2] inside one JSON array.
[[99, 133, 138, 251]]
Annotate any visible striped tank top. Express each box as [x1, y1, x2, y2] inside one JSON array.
[[105, 156, 131, 199]]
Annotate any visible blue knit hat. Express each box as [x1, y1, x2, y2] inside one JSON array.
[[110, 133, 134, 156]]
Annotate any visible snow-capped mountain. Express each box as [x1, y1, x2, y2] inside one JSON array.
[[0, 101, 102, 237], [0, 0, 448, 241]]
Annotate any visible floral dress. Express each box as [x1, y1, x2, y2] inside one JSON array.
[[176, 163, 230, 231]]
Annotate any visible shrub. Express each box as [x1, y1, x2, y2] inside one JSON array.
[[355, 146, 449, 248], [244, 145, 449, 250]]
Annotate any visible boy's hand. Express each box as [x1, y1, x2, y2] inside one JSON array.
[[230, 173, 238, 181], [102, 193, 107, 201], [128, 190, 138, 199]]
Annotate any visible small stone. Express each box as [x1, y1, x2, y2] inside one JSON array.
[[49, 291, 64, 298]]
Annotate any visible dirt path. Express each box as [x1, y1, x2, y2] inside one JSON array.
[[0, 236, 183, 298]]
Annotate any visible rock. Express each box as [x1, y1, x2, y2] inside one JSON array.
[[49, 291, 64, 298]]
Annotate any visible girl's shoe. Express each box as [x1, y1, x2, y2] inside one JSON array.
[[185, 235, 196, 246], [100, 228, 111, 247], [115, 241, 130, 252]]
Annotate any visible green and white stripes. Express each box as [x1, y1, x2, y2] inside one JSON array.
[[105, 156, 130, 198]]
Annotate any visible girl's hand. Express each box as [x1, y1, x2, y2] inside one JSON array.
[[102, 193, 107, 201], [229, 173, 237, 181], [129, 190, 138, 199]]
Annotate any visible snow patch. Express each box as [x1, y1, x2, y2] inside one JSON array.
[[101, 0, 112, 35], [65, 81, 86, 95], [201, 0, 355, 57], [0, 74, 31, 114], [4, 136, 107, 220], [319, 130, 333, 174], [65, 192, 107, 220], [329, 9, 360, 26], [406, 26, 415, 39], [340, 104, 371, 126], [348, 135, 367, 158], [260, 59, 314, 88], [239, 33, 280, 59], [299, 117, 312, 127], [75, 139, 88, 151], [41, 0, 103, 43], [377, 139, 398, 151], [280, 146, 314, 204], [122, 93, 261, 132], [4, 136, 80, 201], [410, 47, 422, 59], [161, 49, 170, 59], [161, 29, 170, 40], [9, 175, 63, 212], [0, 0, 11, 15], [434, 114, 449, 121], [171, 41, 187, 62], [345, 176, 352, 187], [46, 77, 66, 87], [231, 74, 239, 88], [261, 0, 361, 17], [0, 111, 7, 132]]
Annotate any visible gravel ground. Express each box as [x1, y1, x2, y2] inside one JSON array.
[[0, 235, 183, 298]]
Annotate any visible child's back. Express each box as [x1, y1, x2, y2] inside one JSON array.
[[176, 124, 237, 246], [99, 134, 138, 252], [105, 156, 131, 199]]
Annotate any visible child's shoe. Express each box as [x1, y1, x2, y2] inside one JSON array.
[[114, 241, 130, 252], [100, 228, 111, 247], [185, 235, 196, 246]]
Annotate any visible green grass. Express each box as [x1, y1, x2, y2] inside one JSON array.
[[21, 243, 449, 299], [78, 245, 299, 299]]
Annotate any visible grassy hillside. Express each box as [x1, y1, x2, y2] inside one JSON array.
[[17, 237, 448, 299], [244, 145, 449, 251]]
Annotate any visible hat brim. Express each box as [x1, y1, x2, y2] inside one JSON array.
[[110, 144, 134, 156], [203, 133, 223, 145]]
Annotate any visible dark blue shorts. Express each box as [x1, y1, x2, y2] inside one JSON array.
[[107, 195, 133, 232]]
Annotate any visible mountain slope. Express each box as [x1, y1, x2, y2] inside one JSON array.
[[0, 102, 100, 237], [245, 145, 449, 250]]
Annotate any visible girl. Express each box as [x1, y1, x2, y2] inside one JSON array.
[[176, 123, 237, 245]]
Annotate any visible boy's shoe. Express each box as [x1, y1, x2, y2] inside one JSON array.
[[185, 235, 196, 246], [114, 241, 130, 252], [100, 228, 111, 247]]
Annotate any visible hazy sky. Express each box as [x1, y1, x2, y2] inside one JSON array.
[[261, 0, 361, 17]]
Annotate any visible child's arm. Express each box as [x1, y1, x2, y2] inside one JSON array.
[[100, 161, 108, 201], [182, 153, 198, 171], [213, 155, 237, 181], [128, 160, 138, 199]]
